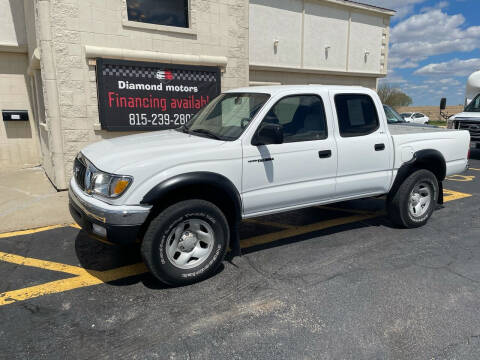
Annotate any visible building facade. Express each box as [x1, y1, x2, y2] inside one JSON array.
[[0, 0, 393, 189]]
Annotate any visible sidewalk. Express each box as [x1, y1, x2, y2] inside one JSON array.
[[0, 167, 73, 233]]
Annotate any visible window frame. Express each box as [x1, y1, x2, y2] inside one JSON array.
[[253, 93, 329, 145], [334, 93, 380, 138], [122, 0, 196, 35]]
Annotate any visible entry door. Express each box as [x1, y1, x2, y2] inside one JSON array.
[[242, 94, 337, 216], [331, 92, 392, 197]]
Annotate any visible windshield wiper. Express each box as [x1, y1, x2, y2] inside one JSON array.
[[179, 125, 190, 133], [189, 128, 223, 140]]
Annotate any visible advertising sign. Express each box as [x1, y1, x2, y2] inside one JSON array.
[[96, 58, 221, 131]]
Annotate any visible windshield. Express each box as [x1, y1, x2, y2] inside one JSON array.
[[179, 93, 270, 140], [384, 105, 406, 123], [465, 94, 480, 112], [400, 113, 412, 117]]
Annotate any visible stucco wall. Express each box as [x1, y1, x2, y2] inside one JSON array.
[[37, 0, 249, 188], [0, 52, 39, 168], [249, 0, 390, 76]]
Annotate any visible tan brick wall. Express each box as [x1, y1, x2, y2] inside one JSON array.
[[395, 105, 464, 122], [39, 0, 249, 187]]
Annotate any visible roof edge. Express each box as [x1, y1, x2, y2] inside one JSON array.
[[326, 0, 396, 16]]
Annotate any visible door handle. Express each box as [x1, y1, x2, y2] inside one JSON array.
[[375, 143, 385, 151], [318, 150, 332, 158]]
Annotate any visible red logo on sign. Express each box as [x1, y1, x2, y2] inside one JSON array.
[[155, 70, 173, 80]]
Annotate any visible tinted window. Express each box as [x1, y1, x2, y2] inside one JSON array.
[[334, 94, 379, 137], [263, 95, 327, 143], [127, 0, 189, 28]]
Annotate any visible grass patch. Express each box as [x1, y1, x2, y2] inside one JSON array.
[[428, 120, 447, 127]]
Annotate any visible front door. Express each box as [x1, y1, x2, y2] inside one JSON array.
[[242, 94, 337, 216]]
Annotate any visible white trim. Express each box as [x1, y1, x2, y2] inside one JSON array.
[[322, 0, 395, 16], [84, 45, 228, 68], [122, 19, 197, 35], [121, 0, 196, 35], [249, 81, 282, 86], [249, 63, 387, 78], [0, 43, 27, 53]]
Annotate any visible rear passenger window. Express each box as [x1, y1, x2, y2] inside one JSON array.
[[262, 95, 328, 143], [334, 94, 379, 137]]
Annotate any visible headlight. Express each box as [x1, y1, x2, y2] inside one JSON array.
[[90, 172, 132, 198], [75, 153, 132, 198], [447, 116, 455, 129]]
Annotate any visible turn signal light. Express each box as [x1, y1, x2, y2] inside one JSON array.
[[113, 179, 130, 195]]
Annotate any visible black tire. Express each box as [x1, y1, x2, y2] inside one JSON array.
[[141, 200, 229, 286], [387, 169, 439, 228]]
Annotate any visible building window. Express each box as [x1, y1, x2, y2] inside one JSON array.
[[126, 0, 189, 28]]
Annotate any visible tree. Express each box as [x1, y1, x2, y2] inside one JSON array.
[[377, 83, 413, 107]]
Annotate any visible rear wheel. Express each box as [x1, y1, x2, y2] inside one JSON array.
[[141, 200, 229, 286], [387, 169, 438, 228]]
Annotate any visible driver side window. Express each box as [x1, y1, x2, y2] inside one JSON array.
[[261, 95, 328, 143]]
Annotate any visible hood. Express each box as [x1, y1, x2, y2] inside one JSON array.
[[81, 129, 225, 174], [451, 112, 480, 120]]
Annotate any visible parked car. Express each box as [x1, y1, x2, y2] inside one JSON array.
[[69, 85, 470, 286], [401, 112, 430, 124], [385, 105, 437, 128]]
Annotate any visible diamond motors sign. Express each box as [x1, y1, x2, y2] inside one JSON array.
[[96, 58, 221, 131]]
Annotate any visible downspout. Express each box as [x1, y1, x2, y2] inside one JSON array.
[[36, 0, 67, 189]]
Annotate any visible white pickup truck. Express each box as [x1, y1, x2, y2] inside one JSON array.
[[448, 93, 480, 149], [69, 85, 470, 285]]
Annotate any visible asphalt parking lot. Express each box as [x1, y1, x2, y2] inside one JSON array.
[[1, 152, 479, 359]]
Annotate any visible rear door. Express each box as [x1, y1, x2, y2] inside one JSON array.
[[241, 93, 337, 216], [330, 90, 393, 198]]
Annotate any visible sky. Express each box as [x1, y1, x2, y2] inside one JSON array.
[[361, 0, 480, 106]]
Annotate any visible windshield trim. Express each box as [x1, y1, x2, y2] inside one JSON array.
[[465, 93, 480, 112], [383, 104, 406, 124]]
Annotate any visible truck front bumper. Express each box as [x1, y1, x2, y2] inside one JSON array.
[[69, 180, 151, 244]]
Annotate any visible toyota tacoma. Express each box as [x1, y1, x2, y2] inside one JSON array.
[[69, 85, 470, 285]]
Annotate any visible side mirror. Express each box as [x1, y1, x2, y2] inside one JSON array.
[[440, 98, 447, 110], [252, 123, 283, 146]]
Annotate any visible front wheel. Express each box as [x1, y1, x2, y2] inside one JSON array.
[[141, 200, 229, 286], [387, 169, 439, 228]]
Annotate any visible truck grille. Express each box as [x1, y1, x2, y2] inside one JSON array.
[[454, 121, 480, 141], [73, 157, 87, 190]]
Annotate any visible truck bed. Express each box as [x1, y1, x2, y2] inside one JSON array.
[[388, 124, 470, 177], [388, 124, 450, 135]]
